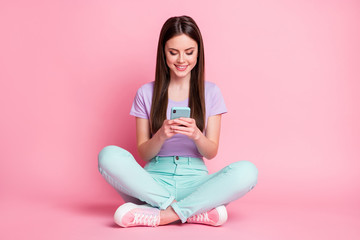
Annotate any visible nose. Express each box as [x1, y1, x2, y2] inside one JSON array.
[[177, 53, 185, 63]]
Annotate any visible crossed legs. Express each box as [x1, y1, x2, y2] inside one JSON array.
[[98, 145, 258, 226]]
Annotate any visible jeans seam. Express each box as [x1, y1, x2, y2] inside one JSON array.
[[171, 202, 187, 223]]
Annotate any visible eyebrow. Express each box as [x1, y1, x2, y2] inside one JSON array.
[[168, 47, 195, 51]]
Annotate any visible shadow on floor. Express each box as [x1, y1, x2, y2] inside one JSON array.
[[63, 201, 123, 217]]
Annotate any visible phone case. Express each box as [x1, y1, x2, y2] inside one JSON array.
[[170, 107, 191, 119]]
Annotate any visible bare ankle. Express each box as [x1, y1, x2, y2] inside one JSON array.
[[159, 206, 180, 225]]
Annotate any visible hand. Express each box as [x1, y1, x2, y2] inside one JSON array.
[[157, 119, 178, 141], [170, 117, 202, 141]]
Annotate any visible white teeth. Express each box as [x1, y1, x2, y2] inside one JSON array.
[[176, 65, 187, 70]]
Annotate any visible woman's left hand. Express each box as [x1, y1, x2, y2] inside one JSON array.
[[170, 117, 202, 141]]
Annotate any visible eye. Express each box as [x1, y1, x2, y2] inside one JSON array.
[[169, 51, 177, 56], [186, 51, 194, 55]]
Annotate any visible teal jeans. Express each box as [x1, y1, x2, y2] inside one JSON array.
[[98, 145, 258, 223]]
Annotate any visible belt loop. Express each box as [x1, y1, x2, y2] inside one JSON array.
[[155, 156, 159, 163], [188, 156, 191, 165]]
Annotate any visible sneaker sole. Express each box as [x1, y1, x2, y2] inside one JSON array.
[[214, 205, 228, 226]]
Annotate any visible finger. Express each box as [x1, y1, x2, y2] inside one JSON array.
[[173, 119, 191, 127], [167, 127, 176, 135], [173, 129, 191, 137], [166, 119, 174, 125], [168, 120, 183, 126], [172, 125, 192, 132], [179, 117, 194, 123]]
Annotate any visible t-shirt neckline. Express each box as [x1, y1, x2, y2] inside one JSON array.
[[168, 98, 188, 103]]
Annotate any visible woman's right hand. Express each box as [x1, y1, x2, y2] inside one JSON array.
[[157, 119, 178, 141], [137, 118, 180, 161]]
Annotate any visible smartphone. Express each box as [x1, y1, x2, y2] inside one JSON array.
[[170, 107, 191, 120]]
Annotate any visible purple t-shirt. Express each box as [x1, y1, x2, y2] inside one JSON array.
[[130, 81, 227, 158]]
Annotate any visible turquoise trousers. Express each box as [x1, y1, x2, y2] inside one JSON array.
[[98, 145, 258, 223]]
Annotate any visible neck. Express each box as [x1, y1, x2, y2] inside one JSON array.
[[168, 73, 191, 102], [169, 73, 191, 89]]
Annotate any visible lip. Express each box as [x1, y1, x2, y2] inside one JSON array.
[[175, 65, 188, 71]]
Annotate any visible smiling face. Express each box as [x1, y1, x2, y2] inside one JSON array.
[[165, 34, 198, 81]]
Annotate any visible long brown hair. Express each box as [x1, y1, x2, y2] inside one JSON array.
[[150, 15, 205, 134]]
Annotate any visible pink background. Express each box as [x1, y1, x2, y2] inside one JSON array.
[[1, 0, 359, 239]]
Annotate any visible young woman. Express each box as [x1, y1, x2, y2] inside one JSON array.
[[98, 15, 258, 227]]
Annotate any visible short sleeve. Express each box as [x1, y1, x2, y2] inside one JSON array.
[[207, 83, 227, 116], [130, 87, 149, 119]]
